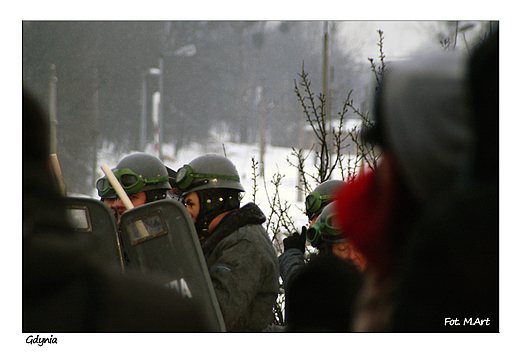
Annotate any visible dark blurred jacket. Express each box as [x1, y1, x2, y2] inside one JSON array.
[[389, 181, 498, 332], [23, 90, 211, 332], [285, 253, 363, 332], [23, 235, 211, 332]]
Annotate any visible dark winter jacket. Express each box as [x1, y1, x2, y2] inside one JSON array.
[[285, 253, 363, 332], [201, 202, 280, 332], [389, 182, 498, 332], [23, 90, 212, 333], [23, 234, 212, 332]]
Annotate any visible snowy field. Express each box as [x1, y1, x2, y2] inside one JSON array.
[[92, 122, 363, 243]]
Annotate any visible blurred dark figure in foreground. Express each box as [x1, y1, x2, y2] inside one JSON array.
[[284, 203, 365, 332], [285, 254, 363, 332], [334, 29, 498, 332], [23, 90, 211, 332]]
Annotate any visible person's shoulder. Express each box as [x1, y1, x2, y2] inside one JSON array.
[[236, 202, 266, 224], [218, 224, 276, 260], [224, 222, 267, 243]]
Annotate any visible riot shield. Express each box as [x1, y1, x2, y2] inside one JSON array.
[[119, 199, 226, 332], [63, 197, 124, 272]]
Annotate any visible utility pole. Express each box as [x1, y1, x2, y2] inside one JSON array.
[[49, 64, 58, 154], [322, 21, 329, 128], [91, 68, 100, 187], [256, 86, 266, 178], [322, 21, 330, 178], [158, 55, 164, 160], [140, 68, 161, 152], [140, 71, 148, 152], [152, 92, 161, 158], [157, 44, 196, 160]]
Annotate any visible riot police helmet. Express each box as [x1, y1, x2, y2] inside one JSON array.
[[305, 180, 345, 222], [176, 154, 245, 195], [306, 202, 345, 249], [96, 152, 171, 199]]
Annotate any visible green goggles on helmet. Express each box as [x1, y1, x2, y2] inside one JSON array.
[[176, 164, 240, 190], [305, 191, 333, 217], [96, 168, 168, 197], [306, 213, 343, 245]]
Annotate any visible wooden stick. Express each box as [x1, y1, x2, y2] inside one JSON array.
[[49, 153, 66, 196], [101, 164, 148, 240]]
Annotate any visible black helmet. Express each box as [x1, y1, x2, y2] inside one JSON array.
[[176, 154, 245, 195], [306, 203, 345, 249], [96, 153, 171, 198], [305, 180, 345, 221], [178, 154, 244, 237]]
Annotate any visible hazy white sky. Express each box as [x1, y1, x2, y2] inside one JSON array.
[[358, 21, 430, 57]]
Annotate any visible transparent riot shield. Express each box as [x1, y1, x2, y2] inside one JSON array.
[[119, 199, 226, 332], [63, 197, 124, 272]]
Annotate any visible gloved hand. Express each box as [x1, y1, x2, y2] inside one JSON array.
[[283, 226, 307, 253]]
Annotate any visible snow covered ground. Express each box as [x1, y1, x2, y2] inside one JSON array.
[[93, 126, 361, 247], [94, 137, 337, 239]]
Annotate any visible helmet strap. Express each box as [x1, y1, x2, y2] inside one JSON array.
[[194, 189, 239, 237], [144, 189, 168, 203]]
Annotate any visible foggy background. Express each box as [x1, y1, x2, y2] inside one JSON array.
[[22, 21, 491, 195]]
